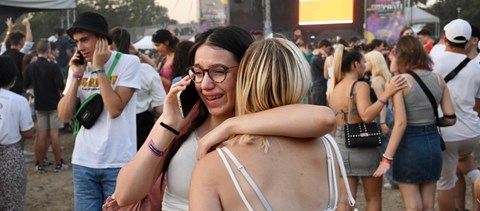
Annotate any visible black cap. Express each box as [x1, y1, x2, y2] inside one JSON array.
[[67, 12, 112, 44]]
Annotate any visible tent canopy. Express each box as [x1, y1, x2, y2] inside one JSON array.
[[404, 6, 439, 25], [134, 36, 154, 50], [0, 0, 75, 9], [0, 0, 76, 33]]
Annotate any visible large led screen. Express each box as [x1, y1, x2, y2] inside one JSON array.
[[299, 0, 354, 25]]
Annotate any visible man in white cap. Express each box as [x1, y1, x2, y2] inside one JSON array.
[[432, 19, 480, 211], [57, 11, 140, 210]]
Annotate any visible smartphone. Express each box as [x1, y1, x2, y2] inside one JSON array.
[[177, 80, 200, 118], [73, 51, 85, 65]]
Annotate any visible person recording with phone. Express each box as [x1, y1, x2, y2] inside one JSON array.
[[113, 26, 335, 210], [57, 12, 140, 210]]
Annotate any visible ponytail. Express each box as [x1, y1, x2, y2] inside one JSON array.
[[327, 45, 345, 97]]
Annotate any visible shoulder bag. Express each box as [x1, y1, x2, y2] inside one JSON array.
[[407, 71, 446, 151], [343, 81, 382, 148], [73, 52, 122, 136]]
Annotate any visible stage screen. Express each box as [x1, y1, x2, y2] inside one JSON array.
[[299, 0, 354, 25]]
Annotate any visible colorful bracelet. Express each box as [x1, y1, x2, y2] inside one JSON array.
[[148, 139, 165, 157], [72, 73, 83, 80], [92, 69, 105, 74], [377, 99, 386, 106], [160, 122, 180, 136]]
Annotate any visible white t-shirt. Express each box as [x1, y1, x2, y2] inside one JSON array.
[[136, 63, 165, 114], [429, 43, 445, 59], [432, 51, 480, 142], [0, 89, 33, 145], [474, 53, 480, 65], [162, 131, 199, 211], [63, 52, 141, 168]]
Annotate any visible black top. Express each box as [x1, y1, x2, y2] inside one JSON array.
[[2, 48, 25, 95], [310, 55, 327, 87], [24, 57, 65, 110]]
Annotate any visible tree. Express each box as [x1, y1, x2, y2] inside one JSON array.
[[425, 0, 480, 28], [28, 0, 175, 40]]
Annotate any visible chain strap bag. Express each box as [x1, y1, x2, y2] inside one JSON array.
[[343, 81, 382, 148], [73, 52, 122, 136]]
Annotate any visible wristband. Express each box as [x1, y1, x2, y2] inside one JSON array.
[[92, 69, 105, 74], [160, 122, 180, 136], [382, 154, 393, 161], [72, 73, 83, 80], [377, 99, 386, 106], [381, 158, 392, 165], [148, 139, 165, 157]]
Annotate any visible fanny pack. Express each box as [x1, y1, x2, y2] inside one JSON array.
[[73, 52, 122, 136]]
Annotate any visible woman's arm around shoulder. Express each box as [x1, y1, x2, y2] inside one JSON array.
[[373, 90, 407, 177], [197, 104, 336, 159], [189, 151, 223, 211]]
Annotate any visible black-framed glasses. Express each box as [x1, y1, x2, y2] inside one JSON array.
[[187, 64, 237, 83]]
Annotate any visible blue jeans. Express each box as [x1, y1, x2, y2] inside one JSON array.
[[73, 164, 121, 211]]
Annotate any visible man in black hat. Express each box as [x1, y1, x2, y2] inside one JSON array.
[[57, 11, 140, 210]]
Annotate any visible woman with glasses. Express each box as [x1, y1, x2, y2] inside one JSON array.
[[189, 37, 346, 210], [113, 26, 336, 210]]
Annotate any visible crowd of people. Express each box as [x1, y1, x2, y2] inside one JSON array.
[[1, 10, 480, 211]]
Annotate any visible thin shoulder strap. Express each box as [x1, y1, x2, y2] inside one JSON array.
[[216, 148, 254, 211], [222, 147, 273, 211], [444, 57, 470, 83], [407, 71, 439, 125], [344, 81, 359, 124], [321, 134, 357, 210]]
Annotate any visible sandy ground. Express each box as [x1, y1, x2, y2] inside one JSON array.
[[23, 130, 477, 210]]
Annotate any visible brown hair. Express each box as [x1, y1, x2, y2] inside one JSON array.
[[395, 36, 432, 73]]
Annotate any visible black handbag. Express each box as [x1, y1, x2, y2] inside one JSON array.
[[73, 52, 122, 136], [343, 81, 382, 148]]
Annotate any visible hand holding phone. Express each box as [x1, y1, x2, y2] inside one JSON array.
[[177, 81, 200, 118], [73, 50, 85, 65]]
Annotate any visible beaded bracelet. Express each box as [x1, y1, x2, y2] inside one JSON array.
[[148, 139, 165, 157], [160, 122, 180, 135], [72, 73, 83, 80]]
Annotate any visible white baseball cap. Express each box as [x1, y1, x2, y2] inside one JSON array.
[[444, 19, 471, 43]]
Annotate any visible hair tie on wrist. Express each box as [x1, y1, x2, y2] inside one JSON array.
[[160, 122, 180, 135]]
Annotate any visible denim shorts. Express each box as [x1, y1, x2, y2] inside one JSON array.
[[392, 124, 442, 184]]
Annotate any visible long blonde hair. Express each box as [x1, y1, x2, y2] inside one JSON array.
[[232, 38, 311, 151], [327, 45, 364, 96], [365, 50, 392, 81]]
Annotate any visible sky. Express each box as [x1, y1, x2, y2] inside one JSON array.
[[155, 0, 199, 24]]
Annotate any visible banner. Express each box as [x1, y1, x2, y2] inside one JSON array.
[[365, 0, 404, 44]]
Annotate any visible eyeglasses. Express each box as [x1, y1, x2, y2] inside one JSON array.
[[187, 64, 237, 83]]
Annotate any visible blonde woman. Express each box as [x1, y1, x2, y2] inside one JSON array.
[[189, 38, 344, 210], [328, 45, 405, 211], [365, 51, 393, 136]]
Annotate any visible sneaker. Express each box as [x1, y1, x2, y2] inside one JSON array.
[[54, 160, 68, 173], [35, 165, 46, 174]]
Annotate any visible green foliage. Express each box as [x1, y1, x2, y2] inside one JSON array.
[[425, 0, 480, 28], [28, 0, 175, 40]]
